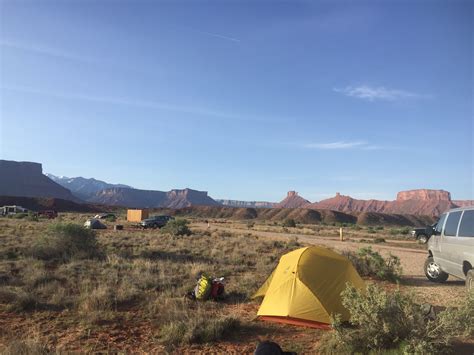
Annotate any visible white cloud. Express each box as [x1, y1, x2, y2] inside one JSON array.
[[304, 141, 368, 150], [334, 85, 427, 101], [0, 39, 95, 62], [196, 30, 241, 43], [1, 85, 268, 122]]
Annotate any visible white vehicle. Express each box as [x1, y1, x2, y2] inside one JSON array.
[[1, 205, 28, 216], [425, 206, 474, 292]]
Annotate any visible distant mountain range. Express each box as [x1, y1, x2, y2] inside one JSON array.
[[309, 190, 472, 216], [1, 159, 472, 215], [0, 160, 220, 209], [88, 187, 220, 208], [46, 174, 132, 200]]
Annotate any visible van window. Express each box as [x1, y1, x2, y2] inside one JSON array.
[[434, 214, 447, 235], [444, 211, 462, 237], [458, 210, 474, 237]]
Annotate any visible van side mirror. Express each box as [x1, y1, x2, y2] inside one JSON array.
[[426, 226, 441, 237]]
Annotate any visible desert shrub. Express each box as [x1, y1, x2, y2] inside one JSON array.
[[373, 237, 386, 243], [160, 316, 240, 347], [285, 237, 301, 250], [161, 219, 192, 236], [105, 215, 116, 222], [247, 221, 255, 229], [350, 224, 362, 231], [27, 212, 39, 222], [282, 218, 296, 228], [0, 287, 36, 312], [1, 339, 51, 355], [319, 284, 474, 354], [405, 293, 474, 353], [400, 227, 410, 234], [31, 223, 102, 261], [343, 247, 402, 282], [390, 227, 411, 236], [78, 284, 114, 313], [367, 227, 376, 234], [11, 213, 28, 219]]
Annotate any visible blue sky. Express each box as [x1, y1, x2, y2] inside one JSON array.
[[0, 0, 472, 201]]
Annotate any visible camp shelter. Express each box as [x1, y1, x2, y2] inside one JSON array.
[[252, 246, 364, 329], [84, 219, 107, 229], [127, 209, 149, 222]]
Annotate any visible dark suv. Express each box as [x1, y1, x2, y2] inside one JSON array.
[[411, 223, 436, 244], [140, 215, 174, 229]]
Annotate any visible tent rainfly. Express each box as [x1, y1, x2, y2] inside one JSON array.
[[252, 246, 364, 329]]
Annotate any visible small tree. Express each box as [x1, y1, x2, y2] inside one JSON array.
[[282, 219, 296, 228], [161, 219, 192, 236]]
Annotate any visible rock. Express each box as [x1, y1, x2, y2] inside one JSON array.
[[88, 187, 220, 208], [453, 200, 474, 207], [0, 160, 78, 201], [396, 189, 451, 201], [276, 191, 311, 209], [310, 190, 458, 216]]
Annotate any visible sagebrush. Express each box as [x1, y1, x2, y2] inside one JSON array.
[[319, 284, 474, 354], [343, 246, 402, 282]]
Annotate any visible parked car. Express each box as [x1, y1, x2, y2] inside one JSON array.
[[424, 206, 474, 292], [411, 223, 436, 244], [38, 210, 58, 219], [140, 215, 174, 229]]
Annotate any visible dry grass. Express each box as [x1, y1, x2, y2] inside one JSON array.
[[0, 214, 303, 352], [0, 214, 469, 353]]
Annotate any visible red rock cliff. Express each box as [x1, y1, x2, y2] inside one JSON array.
[[397, 189, 451, 201]]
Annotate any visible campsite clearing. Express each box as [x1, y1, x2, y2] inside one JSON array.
[[0, 214, 471, 354]]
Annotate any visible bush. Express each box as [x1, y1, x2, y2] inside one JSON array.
[[31, 223, 102, 261], [160, 316, 240, 347], [282, 219, 296, 228], [349, 224, 362, 231], [11, 213, 28, 219], [161, 219, 192, 236], [319, 284, 474, 354], [27, 212, 39, 222], [389, 227, 411, 236], [105, 215, 116, 222], [343, 247, 402, 282], [0, 287, 36, 312]]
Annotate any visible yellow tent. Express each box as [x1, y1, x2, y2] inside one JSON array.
[[252, 246, 364, 329]]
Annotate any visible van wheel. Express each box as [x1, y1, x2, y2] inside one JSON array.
[[424, 257, 449, 283], [466, 270, 474, 293], [418, 235, 428, 244]]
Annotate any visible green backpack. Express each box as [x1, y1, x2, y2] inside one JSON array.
[[194, 275, 212, 300]]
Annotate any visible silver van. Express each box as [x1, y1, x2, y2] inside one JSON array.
[[425, 206, 474, 292]]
